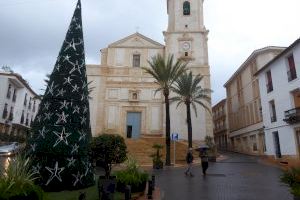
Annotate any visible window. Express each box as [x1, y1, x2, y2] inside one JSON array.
[[250, 135, 257, 151], [132, 54, 140, 67], [185, 52, 188, 57], [273, 131, 281, 158], [8, 107, 13, 121], [287, 54, 297, 81], [25, 113, 29, 126], [20, 110, 24, 124], [24, 93, 27, 106], [6, 84, 11, 99], [2, 103, 8, 119], [28, 97, 32, 109], [269, 100, 277, 122], [183, 1, 190, 15], [12, 89, 17, 102], [33, 100, 36, 112], [265, 70, 273, 93]]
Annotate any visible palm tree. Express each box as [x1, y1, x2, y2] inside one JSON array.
[[171, 72, 212, 148], [143, 54, 187, 166]]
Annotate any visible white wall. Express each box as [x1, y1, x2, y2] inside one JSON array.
[[0, 73, 40, 134], [258, 42, 300, 156]]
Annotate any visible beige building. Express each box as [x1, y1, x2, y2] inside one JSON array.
[[212, 99, 229, 150], [87, 0, 213, 141], [224, 47, 284, 155]]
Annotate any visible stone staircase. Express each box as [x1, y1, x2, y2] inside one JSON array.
[[125, 137, 200, 166]]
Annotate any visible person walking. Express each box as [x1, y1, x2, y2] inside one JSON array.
[[200, 150, 209, 175], [185, 148, 194, 177]]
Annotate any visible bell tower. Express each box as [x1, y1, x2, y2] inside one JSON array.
[[164, 0, 213, 141]]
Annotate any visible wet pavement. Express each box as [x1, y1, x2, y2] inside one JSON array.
[[0, 152, 293, 200], [152, 152, 292, 200]]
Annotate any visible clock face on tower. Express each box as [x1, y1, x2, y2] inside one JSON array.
[[182, 42, 190, 51]]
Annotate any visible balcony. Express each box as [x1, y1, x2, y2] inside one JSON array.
[[213, 111, 226, 120], [213, 125, 227, 134], [283, 107, 300, 124]]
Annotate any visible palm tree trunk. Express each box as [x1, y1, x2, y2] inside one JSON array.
[[186, 103, 193, 148], [165, 94, 171, 166]]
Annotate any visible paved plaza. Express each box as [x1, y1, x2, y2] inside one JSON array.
[[0, 152, 293, 200], [152, 152, 292, 200]]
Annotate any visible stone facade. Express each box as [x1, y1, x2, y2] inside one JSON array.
[[224, 47, 284, 155], [87, 0, 212, 141]]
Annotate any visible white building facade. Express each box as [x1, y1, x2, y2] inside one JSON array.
[[0, 71, 40, 141], [256, 38, 300, 165], [87, 0, 212, 141]]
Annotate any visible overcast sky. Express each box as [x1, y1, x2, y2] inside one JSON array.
[[0, 0, 299, 104]]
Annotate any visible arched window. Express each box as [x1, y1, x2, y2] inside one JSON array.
[[183, 1, 190, 15]]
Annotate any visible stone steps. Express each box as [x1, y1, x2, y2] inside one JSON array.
[[125, 137, 197, 165]]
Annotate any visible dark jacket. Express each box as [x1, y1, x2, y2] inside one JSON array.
[[186, 152, 193, 164]]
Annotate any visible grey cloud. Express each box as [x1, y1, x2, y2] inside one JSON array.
[[1, 0, 299, 103]]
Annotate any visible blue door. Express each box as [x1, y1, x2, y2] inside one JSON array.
[[126, 112, 141, 139]]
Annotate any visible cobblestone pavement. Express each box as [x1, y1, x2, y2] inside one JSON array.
[[152, 152, 292, 200]]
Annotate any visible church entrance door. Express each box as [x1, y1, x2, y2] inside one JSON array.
[[126, 112, 141, 139]]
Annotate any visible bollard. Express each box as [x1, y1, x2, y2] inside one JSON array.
[[78, 192, 86, 200], [125, 185, 131, 200], [147, 180, 153, 199], [151, 175, 155, 190]]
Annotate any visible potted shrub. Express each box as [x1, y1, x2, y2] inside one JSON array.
[[91, 134, 127, 179], [150, 144, 164, 169], [280, 167, 300, 200], [205, 135, 217, 162], [114, 157, 149, 193], [91, 134, 127, 199], [0, 155, 44, 200]]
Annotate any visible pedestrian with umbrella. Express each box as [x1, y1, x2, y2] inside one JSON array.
[[196, 145, 209, 175]]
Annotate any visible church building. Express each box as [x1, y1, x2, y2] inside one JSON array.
[[87, 0, 212, 141]]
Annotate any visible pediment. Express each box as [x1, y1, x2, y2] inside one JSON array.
[[108, 32, 164, 49]]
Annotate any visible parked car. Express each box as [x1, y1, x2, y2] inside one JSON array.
[[0, 142, 21, 156]]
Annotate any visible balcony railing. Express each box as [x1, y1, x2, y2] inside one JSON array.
[[213, 111, 226, 119], [283, 107, 300, 124], [214, 125, 227, 133]]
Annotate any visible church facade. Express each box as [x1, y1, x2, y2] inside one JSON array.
[[87, 0, 212, 141]]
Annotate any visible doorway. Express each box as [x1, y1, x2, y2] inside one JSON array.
[[126, 112, 141, 139], [273, 131, 282, 158], [295, 129, 300, 158]]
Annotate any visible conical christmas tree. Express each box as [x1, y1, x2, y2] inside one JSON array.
[[29, 0, 94, 191]]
